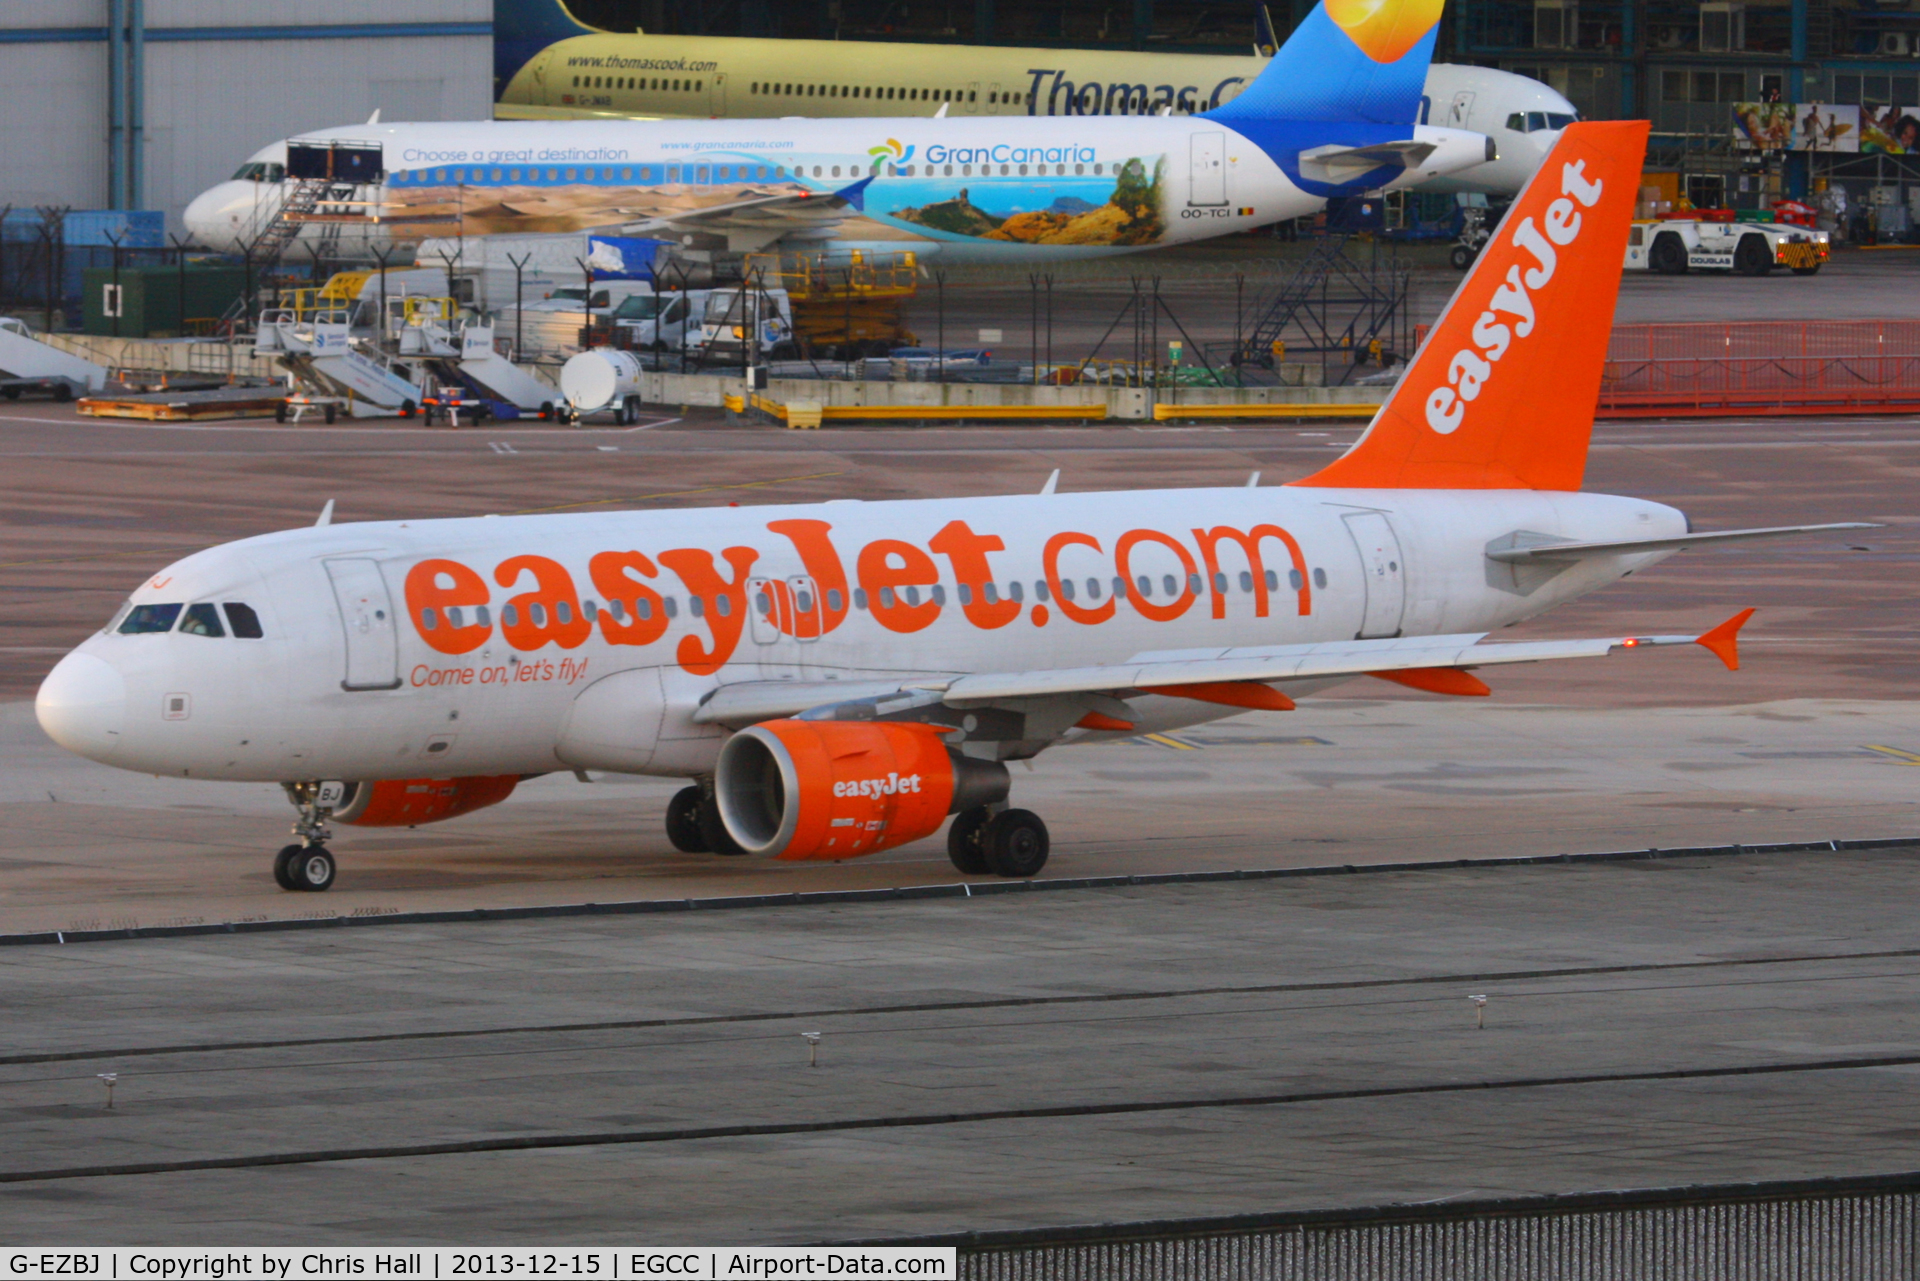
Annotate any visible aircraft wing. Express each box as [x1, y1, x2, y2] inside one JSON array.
[[692, 614, 1752, 728], [1485, 523, 1878, 563]]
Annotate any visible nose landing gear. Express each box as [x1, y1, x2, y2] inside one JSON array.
[[276, 782, 340, 892]]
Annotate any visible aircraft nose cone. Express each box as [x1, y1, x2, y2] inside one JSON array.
[[182, 182, 248, 251], [36, 651, 127, 762]]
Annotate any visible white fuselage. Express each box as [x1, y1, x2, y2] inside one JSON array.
[[182, 115, 1488, 260], [38, 485, 1684, 786]]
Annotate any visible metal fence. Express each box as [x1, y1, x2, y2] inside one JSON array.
[[933, 1173, 1920, 1280], [1414, 320, 1920, 415]]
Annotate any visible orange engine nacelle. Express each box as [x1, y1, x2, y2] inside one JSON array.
[[331, 775, 520, 827], [715, 719, 1009, 860]]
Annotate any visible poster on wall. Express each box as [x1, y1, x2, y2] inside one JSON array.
[[1790, 103, 1861, 152], [1859, 105, 1920, 153], [1733, 102, 1793, 151]]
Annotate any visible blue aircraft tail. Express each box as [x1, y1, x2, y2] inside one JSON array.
[[1208, 0, 1444, 126], [494, 0, 600, 99]]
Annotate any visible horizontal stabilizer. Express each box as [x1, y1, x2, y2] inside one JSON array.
[[1486, 523, 1878, 563], [1298, 140, 1436, 181]]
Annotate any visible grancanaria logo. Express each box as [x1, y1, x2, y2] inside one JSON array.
[[1324, 0, 1446, 63], [867, 138, 915, 174]]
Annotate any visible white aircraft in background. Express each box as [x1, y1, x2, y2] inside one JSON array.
[[183, 0, 1491, 262], [44, 122, 1870, 894], [491, 0, 1576, 196]]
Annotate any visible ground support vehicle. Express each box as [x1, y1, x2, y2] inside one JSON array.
[[737, 251, 920, 360], [1626, 219, 1828, 276]]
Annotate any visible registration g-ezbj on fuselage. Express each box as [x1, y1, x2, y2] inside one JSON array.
[[47, 122, 1872, 892], [184, 0, 1489, 261]]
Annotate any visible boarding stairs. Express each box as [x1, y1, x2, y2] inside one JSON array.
[[0, 317, 109, 395], [255, 309, 429, 417], [1238, 236, 1413, 384], [250, 178, 359, 266]]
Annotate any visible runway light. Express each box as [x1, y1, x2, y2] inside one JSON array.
[[802, 1031, 822, 1067], [1469, 995, 1488, 1030], [97, 1072, 118, 1108]]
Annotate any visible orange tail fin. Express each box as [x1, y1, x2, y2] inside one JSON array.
[[1292, 120, 1650, 491]]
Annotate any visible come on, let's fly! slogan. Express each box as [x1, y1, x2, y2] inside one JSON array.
[[5, 1253, 955, 1281]]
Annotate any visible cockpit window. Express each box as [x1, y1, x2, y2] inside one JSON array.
[[104, 600, 134, 633], [119, 603, 183, 634], [178, 603, 226, 637], [231, 162, 285, 182], [224, 602, 264, 639], [1509, 111, 1578, 134]]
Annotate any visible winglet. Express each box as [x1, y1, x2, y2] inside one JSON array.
[[833, 175, 874, 211], [315, 498, 335, 528], [1694, 608, 1756, 671]]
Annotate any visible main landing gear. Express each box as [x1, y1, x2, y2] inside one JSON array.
[[948, 806, 1050, 878], [275, 782, 339, 891], [665, 782, 745, 856]]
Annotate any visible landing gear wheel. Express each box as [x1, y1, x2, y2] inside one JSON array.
[[275, 400, 289, 423], [1734, 234, 1773, 277], [983, 809, 1049, 878], [1448, 244, 1476, 271], [1650, 232, 1688, 275], [697, 795, 745, 855], [399, 399, 417, 418], [947, 806, 993, 875], [666, 785, 709, 853], [539, 400, 555, 421], [323, 402, 338, 424], [288, 846, 335, 892], [273, 843, 304, 890]]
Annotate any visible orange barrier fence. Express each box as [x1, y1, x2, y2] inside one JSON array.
[[1414, 321, 1920, 417]]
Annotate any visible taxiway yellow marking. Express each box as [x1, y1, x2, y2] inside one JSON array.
[[1864, 745, 1920, 765], [1141, 733, 1202, 750], [514, 470, 849, 515]]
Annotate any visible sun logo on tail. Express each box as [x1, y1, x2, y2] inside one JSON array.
[[1323, 0, 1446, 63], [868, 138, 914, 174]]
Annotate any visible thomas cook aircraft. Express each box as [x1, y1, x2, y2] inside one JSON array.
[[493, 0, 1576, 196], [183, 0, 1490, 261], [54, 122, 1868, 892]]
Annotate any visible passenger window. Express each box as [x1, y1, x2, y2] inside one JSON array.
[[853, 589, 869, 610], [609, 599, 628, 620], [1136, 576, 1153, 597], [178, 603, 225, 637], [826, 588, 844, 612], [931, 585, 946, 606], [119, 602, 182, 634], [879, 587, 896, 609], [529, 603, 548, 627], [1086, 578, 1101, 600], [756, 589, 774, 615], [718, 595, 734, 616], [690, 596, 705, 618], [664, 597, 679, 618], [1007, 581, 1023, 603], [502, 605, 520, 627], [1313, 568, 1328, 588], [581, 600, 598, 621], [419, 607, 440, 631], [903, 586, 920, 607], [1034, 579, 1049, 603], [1186, 573, 1202, 594], [475, 604, 492, 626], [556, 601, 573, 624], [634, 598, 652, 620], [1111, 576, 1125, 598], [1239, 571, 1254, 592], [983, 582, 1000, 604], [957, 584, 973, 605]]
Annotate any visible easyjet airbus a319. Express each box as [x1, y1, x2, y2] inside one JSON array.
[[42, 122, 1866, 892]]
